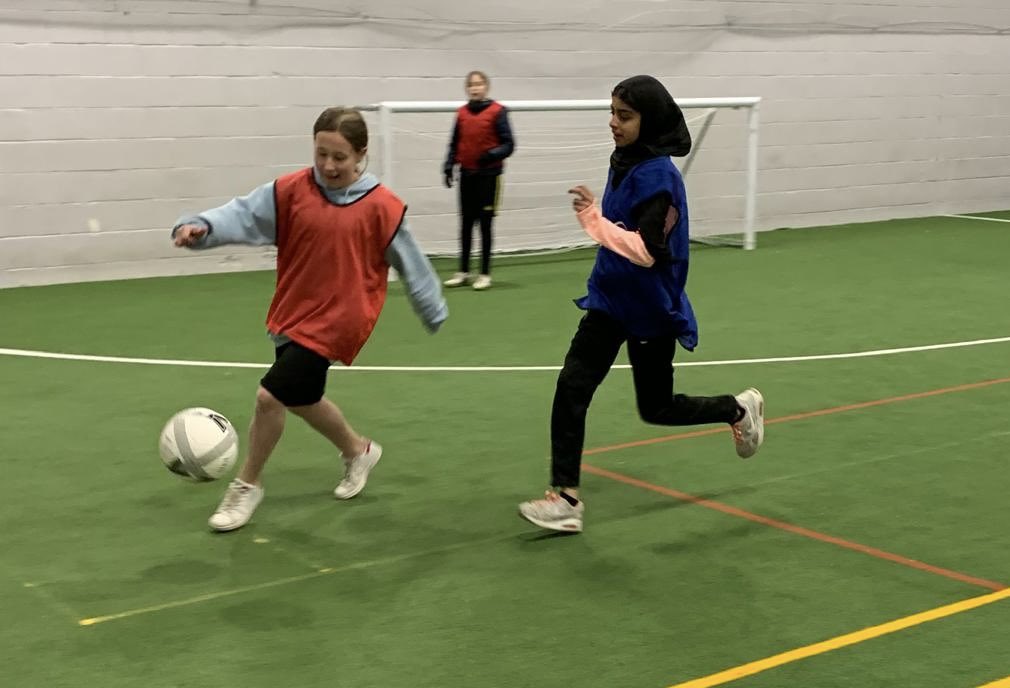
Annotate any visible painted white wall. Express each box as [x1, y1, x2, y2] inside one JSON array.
[[2, 0, 1009, 287]]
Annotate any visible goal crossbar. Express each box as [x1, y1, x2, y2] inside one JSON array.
[[359, 96, 761, 250]]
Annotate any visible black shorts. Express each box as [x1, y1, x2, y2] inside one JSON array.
[[260, 341, 331, 407]]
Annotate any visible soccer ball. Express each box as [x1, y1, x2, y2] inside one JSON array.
[[159, 407, 239, 481]]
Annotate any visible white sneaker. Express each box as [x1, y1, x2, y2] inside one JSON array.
[[443, 272, 470, 287], [208, 478, 264, 532], [334, 440, 382, 500], [472, 274, 492, 290], [732, 388, 765, 458], [518, 491, 584, 533]]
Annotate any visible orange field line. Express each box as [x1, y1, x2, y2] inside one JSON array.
[[582, 463, 1006, 591], [583, 376, 1010, 457], [580, 376, 1010, 591]]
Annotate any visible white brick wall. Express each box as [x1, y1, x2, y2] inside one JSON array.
[[2, 0, 1009, 287]]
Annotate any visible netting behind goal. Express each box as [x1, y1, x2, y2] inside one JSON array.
[[360, 98, 760, 255]]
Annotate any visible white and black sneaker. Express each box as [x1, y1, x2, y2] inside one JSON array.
[[732, 388, 765, 458], [518, 491, 584, 533]]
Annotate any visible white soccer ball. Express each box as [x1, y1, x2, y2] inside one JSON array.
[[159, 407, 239, 481]]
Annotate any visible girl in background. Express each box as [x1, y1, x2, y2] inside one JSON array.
[[442, 70, 515, 291]]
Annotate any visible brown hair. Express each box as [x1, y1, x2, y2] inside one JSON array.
[[465, 70, 489, 86], [312, 107, 368, 151]]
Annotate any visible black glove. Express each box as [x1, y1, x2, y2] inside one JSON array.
[[443, 166, 454, 188], [477, 152, 494, 166]]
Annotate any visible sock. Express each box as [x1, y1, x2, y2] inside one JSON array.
[[344, 440, 370, 461], [559, 491, 580, 506], [733, 405, 746, 424]]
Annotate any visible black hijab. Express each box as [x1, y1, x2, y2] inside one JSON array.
[[609, 75, 692, 188]]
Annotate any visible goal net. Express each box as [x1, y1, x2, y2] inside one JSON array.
[[360, 97, 760, 255]]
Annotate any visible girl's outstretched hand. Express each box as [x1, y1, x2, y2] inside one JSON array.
[[173, 224, 208, 247], [568, 186, 595, 213]]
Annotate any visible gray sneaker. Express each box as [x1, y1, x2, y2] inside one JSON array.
[[208, 479, 264, 532], [732, 388, 765, 458], [518, 491, 584, 533], [334, 441, 382, 500]]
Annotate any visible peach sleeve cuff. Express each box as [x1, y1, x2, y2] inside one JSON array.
[[575, 205, 655, 268]]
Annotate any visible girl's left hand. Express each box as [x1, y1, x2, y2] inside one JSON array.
[[568, 185, 595, 212]]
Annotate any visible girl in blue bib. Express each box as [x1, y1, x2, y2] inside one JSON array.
[[519, 76, 765, 534]]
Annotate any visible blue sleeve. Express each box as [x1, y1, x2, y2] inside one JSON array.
[[384, 222, 449, 333], [171, 181, 277, 249], [486, 107, 515, 162]]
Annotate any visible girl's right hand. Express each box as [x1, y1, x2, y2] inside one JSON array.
[[173, 224, 208, 247], [568, 185, 596, 213]]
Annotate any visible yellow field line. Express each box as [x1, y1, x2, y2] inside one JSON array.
[[976, 677, 1010, 688], [78, 568, 334, 626], [79, 532, 513, 627], [668, 588, 1010, 688]]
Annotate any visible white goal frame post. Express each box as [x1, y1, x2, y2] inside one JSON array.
[[359, 97, 761, 251]]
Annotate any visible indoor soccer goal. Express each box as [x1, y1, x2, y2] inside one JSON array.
[[359, 97, 761, 254]]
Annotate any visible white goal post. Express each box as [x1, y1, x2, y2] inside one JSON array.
[[359, 97, 761, 252]]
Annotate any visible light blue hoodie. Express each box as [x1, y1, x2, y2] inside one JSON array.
[[174, 169, 449, 343]]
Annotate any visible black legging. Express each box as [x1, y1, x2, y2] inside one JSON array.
[[550, 309, 741, 487], [458, 173, 498, 275]]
